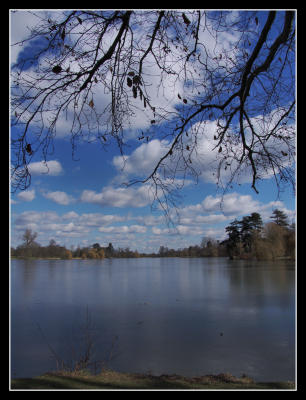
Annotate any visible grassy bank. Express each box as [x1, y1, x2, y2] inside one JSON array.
[[11, 370, 295, 390]]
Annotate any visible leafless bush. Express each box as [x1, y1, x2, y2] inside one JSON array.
[[35, 306, 119, 375]]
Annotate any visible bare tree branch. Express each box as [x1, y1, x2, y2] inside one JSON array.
[[11, 10, 296, 212]]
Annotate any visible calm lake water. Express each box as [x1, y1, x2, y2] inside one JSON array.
[[10, 257, 295, 381]]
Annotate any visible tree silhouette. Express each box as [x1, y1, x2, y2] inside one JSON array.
[[11, 10, 295, 212], [270, 208, 289, 227]]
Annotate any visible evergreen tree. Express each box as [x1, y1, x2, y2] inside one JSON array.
[[240, 212, 263, 253], [270, 209, 289, 227], [92, 243, 102, 251], [106, 243, 115, 257], [225, 219, 242, 257], [249, 212, 263, 232]]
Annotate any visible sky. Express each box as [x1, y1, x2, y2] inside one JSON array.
[[10, 10, 296, 253]]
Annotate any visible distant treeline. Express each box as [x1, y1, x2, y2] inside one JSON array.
[[11, 209, 295, 261]]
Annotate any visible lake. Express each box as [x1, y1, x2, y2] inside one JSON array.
[[10, 257, 295, 382]]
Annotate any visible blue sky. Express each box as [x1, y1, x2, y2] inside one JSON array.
[[10, 10, 296, 252]]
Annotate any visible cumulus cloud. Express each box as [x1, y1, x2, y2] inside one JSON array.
[[111, 108, 294, 191], [14, 210, 59, 232], [110, 121, 229, 186], [28, 160, 63, 176], [201, 192, 260, 216], [16, 189, 35, 202], [113, 139, 170, 177], [14, 210, 127, 230], [152, 225, 204, 236], [179, 214, 229, 225], [80, 185, 153, 208], [62, 211, 79, 220], [42, 191, 75, 205], [78, 213, 126, 227], [178, 192, 295, 224], [98, 225, 147, 234], [132, 215, 164, 226]]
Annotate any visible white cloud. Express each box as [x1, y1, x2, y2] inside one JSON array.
[[14, 210, 59, 231], [152, 227, 162, 235], [179, 214, 229, 225], [79, 213, 126, 227], [98, 225, 147, 234], [80, 185, 153, 208], [132, 215, 164, 226], [152, 225, 204, 236], [113, 139, 170, 178], [111, 108, 294, 192], [201, 192, 260, 216], [42, 191, 75, 205], [28, 160, 63, 176], [62, 211, 79, 220], [177, 192, 295, 225], [16, 189, 35, 202], [111, 121, 229, 186]]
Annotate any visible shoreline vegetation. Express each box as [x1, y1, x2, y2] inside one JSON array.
[[11, 209, 295, 262], [11, 370, 295, 390]]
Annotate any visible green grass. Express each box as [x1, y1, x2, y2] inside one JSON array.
[[10, 370, 296, 390]]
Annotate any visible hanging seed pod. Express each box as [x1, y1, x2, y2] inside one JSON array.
[[182, 13, 191, 26], [144, 98, 147, 108], [127, 77, 133, 87], [52, 65, 62, 74], [128, 71, 135, 77], [183, 98, 187, 104], [25, 143, 33, 155], [133, 75, 141, 86], [132, 85, 137, 98]]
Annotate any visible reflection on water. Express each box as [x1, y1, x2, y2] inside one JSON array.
[[10, 257, 295, 381]]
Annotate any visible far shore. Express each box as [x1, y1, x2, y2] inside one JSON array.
[[11, 255, 295, 261]]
